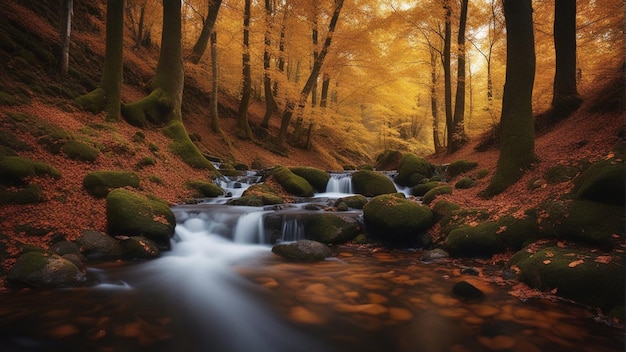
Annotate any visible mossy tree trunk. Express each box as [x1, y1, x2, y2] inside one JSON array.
[[187, 0, 223, 64], [121, 0, 214, 171], [209, 31, 220, 133], [261, 0, 279, 129], [551, 0, 582, 111], [442, 0, 452, 149], [277, 0, 344, 149], [236, 0, 255, 140], [449, 0, 469, 154], [483, 0, 536, 197], [75, 0, 124, 121]]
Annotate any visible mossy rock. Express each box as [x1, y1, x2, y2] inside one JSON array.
[[271, 240, 332, 262], [431, 200, 461, 223], [374, 150, 403, 170], [289, 166, 330, 193], [0, 146, 18, 157], [271, 166, 314, 197], [302, 213, 361, 244], [7, 251, 86, 288], [573, 157, 624, 205], [137, 156, 156, 168], [186, 180, 224, 198], [510, 245, 625, 312], [438, 207, 492, 236], [334, 194, 368, 210], [412, 181, 441, 197], [445, 222, 506, 257], [0, 130, 31, 151], [422, 185, 453, 205], [227, 195, 264, 207], [395, 153, 434, 187], [62, 139, 99, 162], [445, 160, 478, 180], [120, 236, 160, 260], [455, 177, 476, 189], [106, 189, 175, 248], [363, 194, 433, 245], [545, 164, 579, 184], [496, 215, 540, 249], [74, 230, 122, 260], [83, 171, 140, 198], [230, 183, 284, 206], [351, 170, 397, 197], [0, 184, 42, 204], [0, 156, 60, 184]]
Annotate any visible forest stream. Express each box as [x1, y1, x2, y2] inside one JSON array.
[[0, 174, 622, 352]]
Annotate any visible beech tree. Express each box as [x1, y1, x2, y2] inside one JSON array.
[[60, 0, 73, 73], [75, 0, 124, 121], [261, 0, 279, 129], [236, 0, 254, 140], [551, 0, 582, 113], [483, 0, 536, 197], [448, 0, 468, 153], [121, 0, 215, 170], [187, 0, 223, 64]]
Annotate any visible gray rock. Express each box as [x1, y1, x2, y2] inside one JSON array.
[[272, 240, 332, 262], [74, 230, 122, 260], [8, 251, 86, 288]]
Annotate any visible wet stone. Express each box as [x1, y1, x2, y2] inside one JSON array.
[[452, 280, 484, 300]]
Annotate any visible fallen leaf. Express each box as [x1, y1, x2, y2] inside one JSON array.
[[595, 255, 612, 264], [556, 241, 566, 248], [496, 226, 507, 235], [568, 259, 584, 268], [543, 260, 551, 265]]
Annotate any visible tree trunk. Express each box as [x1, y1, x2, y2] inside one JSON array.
[[236, 0, 254, 140], [483, 0, 536, 197], [121, 0, 214, 171], [449, 0, 468, 154], [430, 48, 442, 153], [551, 0, 582, 110], [261, 0, 279, 129], [210, 31, 219, 133], [311, 12, 319, 107], [60, 0, 73, 74], [135, 0, 146, 48], [442, 0, 452, 149], [277, 0, 344, 148], [75, 0, 124, 122], [320, 73, 330, 108], [188, 0, 223, 64]]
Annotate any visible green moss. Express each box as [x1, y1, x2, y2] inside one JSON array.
[[272, 166, 314, 197], [351, 170, 397, 197], [7, 251, 47, 281], [454, 177, 476, 189], [137, 156, 156, 168], [121, 89, 171, 128], [186, 180, 224, 198], [445, 222, 505, 257], [334, 195, 368, 209], [0, 156, 60, 184], [302, 213, 360, 244], [545, 164, 579, 184], [132, 131, 146, 143], [0, 130, 31, 151], [0, 184, 42, 204], [363, 194, 433, 244], [374, 150, 403, 170], [163, 121, 216, 170], [342, 164, 356, 170], [251, 157, 265, 170], [83, 171, 140, 198], [289, 166, 330, 193], [573, 158, 624, 205], [148, 143, 160, 152], [228, 195, 264, 207], [431, 200, 461, 222], [74, 87, 106, 114], [496, 215, 540, 249], [395, 153, 434, 187], [475, 169, 489, 179], [446, 160, 478, 180], [106, 189, 175, 246], [422, 185, 452, 205], [0, 146, 18, 157], [61, 140, 99, 162], [358, 164, 374, 170], [411, 181, 440, 197], [148, 175, 163, 184]]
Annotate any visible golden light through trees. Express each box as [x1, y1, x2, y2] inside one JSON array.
[[129, 0, 623, 159]]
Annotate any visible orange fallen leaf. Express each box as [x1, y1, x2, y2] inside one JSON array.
[[568, 259, 584, 268], [543, 260, 551, 265], [556, 241, 566, 248], [496, 226, 507, 235], [595, 255, 612, 264]]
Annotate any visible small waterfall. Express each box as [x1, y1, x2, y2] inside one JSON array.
[[233, 210, 268, 244], [215, 171, 262, 198], [280, 217, 305, 242], [325, 173, 353, 194]]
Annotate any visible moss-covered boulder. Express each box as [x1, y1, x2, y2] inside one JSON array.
[[106, 189, 175, 248], [374, 150, 403, 170], [271, 166, 314, 197], [334, 194, 368, 210], [363, 194, 433, 245], [431, 200, 461, 223], [352, 170, 397, 197], [454, 177, 476, 189], [271, 239, 332, 262], [445, 222, 505, 257], [573, 157, 624, 205], [302, 213, 361, 244], [186, 180, 224, 198], [74, 230, 122, 260], [83, 170, 140, 198], [422, 185, 453, 204], [7, 251, 86, 288], [395, 153, 434, 187], [0, 156, 60, 184], [412, 181, 441, 197], [0, 184, 43, 204], [509, 245, 625, 312], [289, 166, 330, 193], [229, 183, 284, 206], [120, 236, 160, 259], [61, 139, 99, 162], [445, 160, 478, 180]]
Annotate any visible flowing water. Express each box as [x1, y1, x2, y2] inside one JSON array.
[[0, 172, 622, 352]]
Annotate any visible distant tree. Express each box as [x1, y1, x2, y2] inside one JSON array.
[[60, 0, 73, 73], [187, 0, 223, 64], [483, 0, 536, 197], [236, 0, 254, 140], [75, 0, 124, 121], [442, 0, 452, 149], [448, 0, 469, 154], [277, 0, 344, 149], [209, 31, 219, 133], [261, 0, 279, 129], [551, 0, 582, 113], [121, 0, 214, 170]]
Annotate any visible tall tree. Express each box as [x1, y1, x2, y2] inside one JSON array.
[[187, 0, 223, 64], [551, 0, 582, 112], [483, 0, 536, 197], [449, 0, 468, 153], [209, 31, 219, 133], [236, 0, 254, 140], [60, 0, 73, 73], [442, 0, 452, 149], [277, 0, 344, 149], [75, 0, 124, 121], [121, 0, 215, 170], [261, 0, 279, 129]]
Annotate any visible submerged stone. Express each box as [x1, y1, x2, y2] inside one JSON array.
[[271, 240, 332, 262], [453, 280, 484, 299]]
